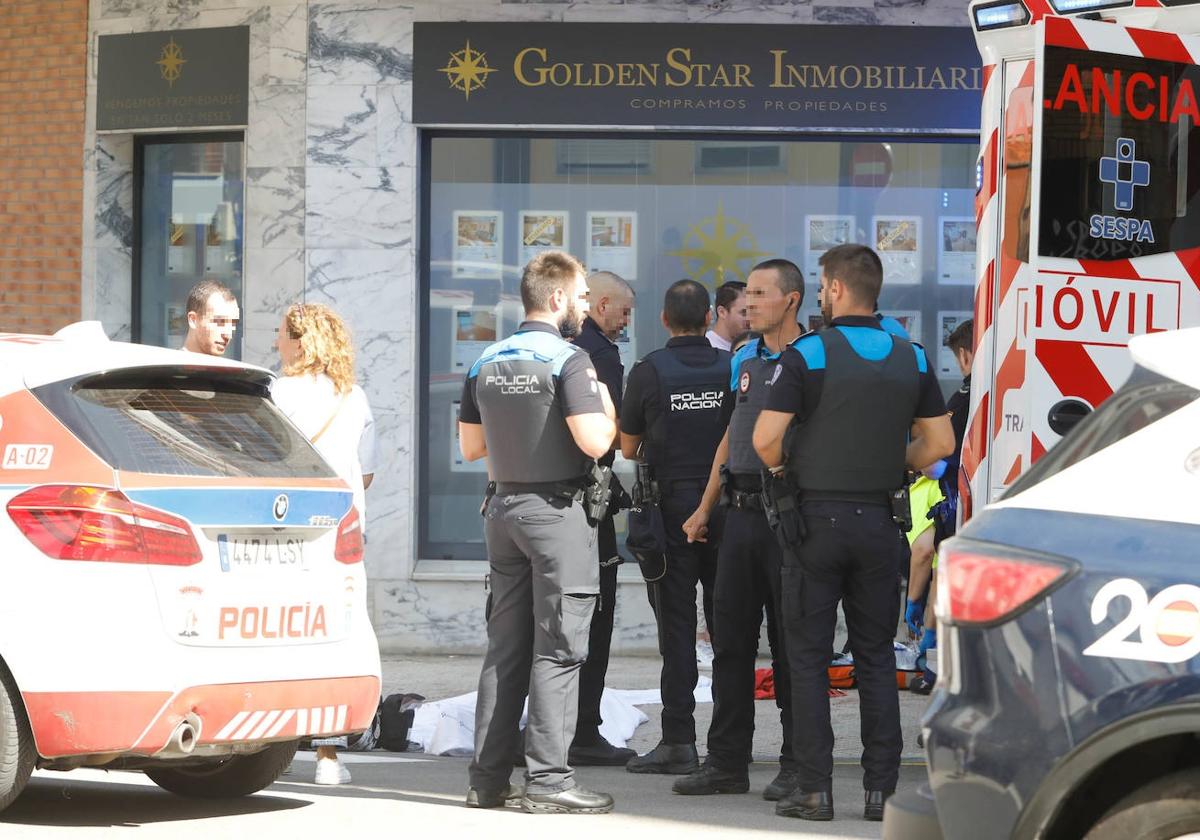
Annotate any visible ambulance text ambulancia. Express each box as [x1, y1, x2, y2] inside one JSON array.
[[0, 324, 381, 813]]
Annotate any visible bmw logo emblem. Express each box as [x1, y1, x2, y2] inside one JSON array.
[[272, 494, 289, 521]]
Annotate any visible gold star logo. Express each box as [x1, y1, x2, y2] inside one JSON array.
[[440, 41, 494, 101], [669, 202, 769, 286], [157, 37, 186, 87]]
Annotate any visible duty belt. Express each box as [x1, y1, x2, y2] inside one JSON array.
[[720, 471, 765, 511], [494, 480, 587, 502]]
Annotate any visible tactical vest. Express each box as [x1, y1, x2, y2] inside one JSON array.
[[470, 329, 591, 484], [785, 326, 922, 493], [641, 345, 731, 481], [726, 338, 790, 477]]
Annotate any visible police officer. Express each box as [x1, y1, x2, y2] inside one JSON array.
[[674, 259, 806, 801], [458, 250, 617, 815], [568, 270, 637, 766], [619, 279, 732, 774], [752, 244, 954, 822]]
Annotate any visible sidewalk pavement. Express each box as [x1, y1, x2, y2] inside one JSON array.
[[381, 654, 929, 762]]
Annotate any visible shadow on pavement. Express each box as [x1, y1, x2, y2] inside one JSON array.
[[1, 774, 309, 828]]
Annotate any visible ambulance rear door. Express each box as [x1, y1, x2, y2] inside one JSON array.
[[1027, 15, 1200, 480]]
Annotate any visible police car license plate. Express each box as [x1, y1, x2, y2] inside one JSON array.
[[218, 534, 306, 571]]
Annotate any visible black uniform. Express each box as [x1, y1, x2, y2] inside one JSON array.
[[705, 337, 797, 774], [620, 336, 733, 745], [767, 315, 946, 796], [570, 315, 624, 750], [460, 321, 605, 794]]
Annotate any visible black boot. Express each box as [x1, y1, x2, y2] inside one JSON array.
[[762, 768, 800, 801], [776, 789, 834, 821], [864, 789, 893, 821], [465, 783, 522, 809], [626, 742, 699, 775], [671, 761, 749, 795], [568, 736, 636, 766]]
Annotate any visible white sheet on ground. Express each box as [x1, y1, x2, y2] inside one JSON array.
[[409, 676, 713, 757]]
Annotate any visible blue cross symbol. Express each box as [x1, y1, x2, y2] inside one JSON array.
[[1098, 137, 1150, 212]]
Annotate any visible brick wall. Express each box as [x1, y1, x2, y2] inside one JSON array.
[[0, 0, 88, 334]]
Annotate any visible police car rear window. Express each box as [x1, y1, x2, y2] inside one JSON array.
[[33, 369, 335, 479], [1005, 366, 1198, 498]]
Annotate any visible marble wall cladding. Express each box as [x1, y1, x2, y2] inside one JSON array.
[[244, 247, 307, 321], [246, 166, 307, 250], [85, 0, 970, 653], [308, 4, 414, 86], [305, 166, 413, 249]]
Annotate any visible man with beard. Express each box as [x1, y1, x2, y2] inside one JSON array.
[[673, 259, 805, 801], [458, 250, 618, 815], [568, 270, 638, 767], [752, 244, 953, 822]]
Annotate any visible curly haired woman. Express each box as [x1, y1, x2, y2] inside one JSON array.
[[273, 302, 377, 786]]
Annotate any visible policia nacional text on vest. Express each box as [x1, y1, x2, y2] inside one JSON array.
[[624, 338, 730, 761], [460, 320, 615, 811]]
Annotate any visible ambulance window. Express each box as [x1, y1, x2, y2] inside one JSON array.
[[1005, 366, 1198, 497], [33, 371, 336, 479]]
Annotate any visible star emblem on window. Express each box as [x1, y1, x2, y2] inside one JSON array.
[[440, 41, 495, 101]]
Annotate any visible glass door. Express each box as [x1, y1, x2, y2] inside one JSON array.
[[135, 133, 244, 356]]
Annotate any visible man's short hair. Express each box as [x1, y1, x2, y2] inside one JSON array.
[[588, 270, 635, 301], [714, 280, 746, 313], [946, 318, 974, 355], [520, 250, 585, 313], [751, 258, 805, 306], [663, 279, 710, 332], [818, 244, 882, 307], [186, 279, 235, 316]]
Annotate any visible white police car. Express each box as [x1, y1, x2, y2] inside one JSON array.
[[886, 326, 1200, 839], [0, 324, 380, 812]]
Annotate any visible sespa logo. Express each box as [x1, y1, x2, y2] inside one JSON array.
[[1090, 137, 1154, 244], [670, 390, 724, 411], [485, 373, 541, 394]]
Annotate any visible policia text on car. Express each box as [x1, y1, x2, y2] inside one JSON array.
[[456, 250, 619, 815], [753, 243, 955, 822]]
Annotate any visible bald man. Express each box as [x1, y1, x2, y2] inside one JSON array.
[[569, 271, 636, 765]]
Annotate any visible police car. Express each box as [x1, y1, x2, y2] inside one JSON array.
[[0, 323, 381, 813], [885, 326, 1200, 839]]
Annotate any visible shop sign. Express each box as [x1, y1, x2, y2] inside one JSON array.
[[413, 22, 982, 132], [97, 26, 249, 131]]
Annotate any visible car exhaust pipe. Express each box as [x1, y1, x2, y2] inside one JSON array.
[[158, 714, 202, 757]]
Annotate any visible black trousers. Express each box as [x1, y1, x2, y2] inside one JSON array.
[[707, 505, 794, 771], [782, 501, 906, 795], [645, 481, 719, 745], [574, 513, 619, 745]]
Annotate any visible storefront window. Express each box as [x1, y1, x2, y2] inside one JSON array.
[[420, 133, 978, 561], [135, 134, 244, 355]]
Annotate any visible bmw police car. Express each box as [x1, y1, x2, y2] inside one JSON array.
[[0, 324, 381, 812], [885, 327, 1200, 838]]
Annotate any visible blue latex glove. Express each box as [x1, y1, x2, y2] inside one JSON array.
[[918, 627, 938, 657], [905, 599, 925, 635], [925, 459, 947, 480]]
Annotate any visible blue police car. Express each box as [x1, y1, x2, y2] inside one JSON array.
[[885, 327, 1200, 840]]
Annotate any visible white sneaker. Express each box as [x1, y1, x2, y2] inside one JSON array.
[[696, 640, 714, 671], [314, 757, 351, 785]]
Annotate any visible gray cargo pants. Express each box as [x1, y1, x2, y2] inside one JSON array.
[[469, 491, 599, 794]]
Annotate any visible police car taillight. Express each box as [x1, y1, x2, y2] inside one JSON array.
[[7, 484, 202, 566], [334, 506, 364, 565], [938, 538, 1076, 626]]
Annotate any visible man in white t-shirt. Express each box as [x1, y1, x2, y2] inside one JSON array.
[[705, 281, 749, 351], [182, 279, 240, 356]]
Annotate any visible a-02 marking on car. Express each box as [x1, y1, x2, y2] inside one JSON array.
[[1083, 578, 1200, 663], [2, 444, 53, 470]]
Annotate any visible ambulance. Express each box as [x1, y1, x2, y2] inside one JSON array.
[[0, 324, 381, 813], [960, 0, 1200, 517]]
